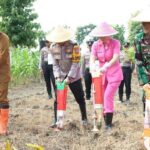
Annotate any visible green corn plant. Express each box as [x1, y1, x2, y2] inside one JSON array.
[[11, 47, 40, 84]]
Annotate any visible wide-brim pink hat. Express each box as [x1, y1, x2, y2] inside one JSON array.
[[90, 22, 118, 37]]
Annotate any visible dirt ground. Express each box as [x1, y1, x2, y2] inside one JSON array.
[[0, 78, 146, 150]]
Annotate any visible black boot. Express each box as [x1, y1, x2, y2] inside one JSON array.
[[79, 103, 87, 124], [48, 93, 53, 99], [50, 101, 57, 128], [126, 95, 130, 101], [119, 95, 123, 103], [105, 113, 113, 129], [104, 114, 106, 125]]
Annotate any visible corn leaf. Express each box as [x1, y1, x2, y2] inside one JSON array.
[[26, 143, 44, 150]]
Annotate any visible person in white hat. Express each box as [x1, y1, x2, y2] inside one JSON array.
[[90, 22, 123, 131], [47, 26, 87, 127], [132, 8, 150, 148]]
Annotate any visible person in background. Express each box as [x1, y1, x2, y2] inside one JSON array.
[[132, 8, 150, 113], [118, 42, 135, 103], [90, 22, 123, 131], [132, 8, 150, 149], [0, 32, 10, 135], [82, 39, 94, 100], [39, 40, 56, 99], [48, 26, 88, 127]]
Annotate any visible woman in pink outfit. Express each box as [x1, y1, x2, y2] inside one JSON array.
[[90, 22, 123, 130]]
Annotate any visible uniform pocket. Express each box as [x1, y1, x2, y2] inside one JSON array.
[[97, 52, 105, 62]]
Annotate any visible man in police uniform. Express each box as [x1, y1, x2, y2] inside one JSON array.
[[47, 26, 87, 126], [82, 39, 94, 100], [0, 32, 10, 135]]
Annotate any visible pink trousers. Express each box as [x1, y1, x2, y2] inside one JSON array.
[[103, 80, 121, 113]]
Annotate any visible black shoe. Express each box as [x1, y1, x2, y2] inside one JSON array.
[[120, 99, 124, 103], [81, 119, 88, 126], [86, 97, 91, 100], [126, 95, 130, 101], [48, 94, 53, 99], [50, 121, 57, 128], [105, 125, 112, 130]]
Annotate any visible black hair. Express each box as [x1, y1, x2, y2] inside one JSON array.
[[86, 40, 94, 47], [124, 42, 130, 48], [39, 40, 46, 50]]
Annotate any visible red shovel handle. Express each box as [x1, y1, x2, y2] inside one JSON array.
[[92, 76, 104, 105], [57, 86, 68, 111]]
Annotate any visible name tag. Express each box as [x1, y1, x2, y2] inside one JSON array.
[[48, 54, 54, 64]]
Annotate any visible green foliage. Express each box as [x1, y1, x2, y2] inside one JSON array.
[[128, 12, 143, 45], [0, 0, 43, 47], [11, 47, 40, 84], [75, 24, 96, 45], [113, 24, 125, 48]]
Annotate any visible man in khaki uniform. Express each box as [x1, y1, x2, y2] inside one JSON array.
[[0, 32, 10, 135], [47, 26, 87, 127]]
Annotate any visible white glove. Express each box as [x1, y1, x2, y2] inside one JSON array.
[[100, 62, 111, 73]]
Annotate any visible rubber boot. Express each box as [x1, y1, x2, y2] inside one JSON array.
[[50, 101, 57, 128], [0, 109, 9, 135], [105, 113, 113, 129], [79, 103, 88, 125]]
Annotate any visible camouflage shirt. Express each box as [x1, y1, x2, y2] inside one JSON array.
[[134, 32, 150, 86]]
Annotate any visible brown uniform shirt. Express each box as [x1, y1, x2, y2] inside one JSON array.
[[51, 41, 81, 83], [0, 32, 10, 83]]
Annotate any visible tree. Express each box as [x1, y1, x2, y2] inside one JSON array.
[[0, 0, 42, 47], [128, 12, 143, 45], [75, 24, 96, 45], [113, 24, 125, 48]]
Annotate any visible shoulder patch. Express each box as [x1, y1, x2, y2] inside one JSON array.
[[72, 45, 81, 63]]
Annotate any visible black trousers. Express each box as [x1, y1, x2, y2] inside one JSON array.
[[118, 67, 132, 100], [84, 68, 92, 99], [42, 62, 56, 97], [54, 79, 87, 122], [142, 90, 146, 113]]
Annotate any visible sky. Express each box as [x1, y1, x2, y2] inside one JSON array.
[[34, 0, 150, 32]]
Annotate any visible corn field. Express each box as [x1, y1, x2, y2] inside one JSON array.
[[11, 48, 40, 84]]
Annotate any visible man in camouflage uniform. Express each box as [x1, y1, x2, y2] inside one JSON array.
[[47, 26, 87, 127], [133, 8, 150, 146], [133, 8, 150, 112], [0, 32, 10, 135]]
